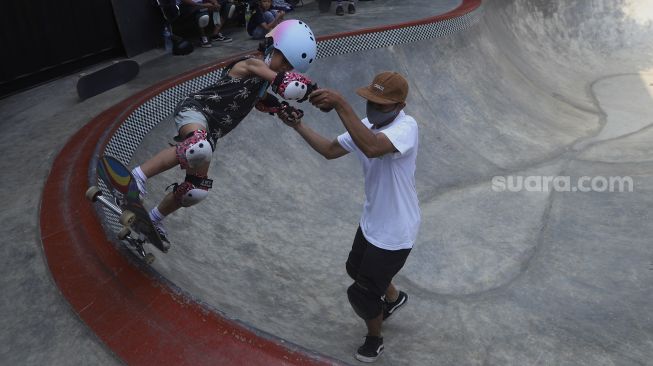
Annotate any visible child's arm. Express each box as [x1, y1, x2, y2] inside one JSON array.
[[229, 58, 277, 82], [259, 11, 285, 31]]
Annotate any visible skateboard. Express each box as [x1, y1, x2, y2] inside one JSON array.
[[85, 155, 169, 264], [77, 60, 139, 101]]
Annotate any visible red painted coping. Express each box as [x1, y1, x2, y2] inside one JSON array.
[[317, 0, 481, 41], [40, 2, 481, 365]]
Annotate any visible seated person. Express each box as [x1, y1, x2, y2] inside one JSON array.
[[179, 0, 234, 47], [247, 0, 284, 40]]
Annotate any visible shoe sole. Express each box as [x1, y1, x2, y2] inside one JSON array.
[[355, 348, 384, 363]]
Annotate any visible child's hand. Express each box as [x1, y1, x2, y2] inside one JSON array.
[[277, 103, 303, 128]]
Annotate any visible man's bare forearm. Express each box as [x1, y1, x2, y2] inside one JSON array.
[[293, 123, 333, 158], [334, 101, 378, 156]]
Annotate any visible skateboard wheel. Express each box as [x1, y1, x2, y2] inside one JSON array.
[[117, 226, 131, 240], [144, 253, 155, 264], [120, 210, 136, 226], [85, 186, 102, 202]]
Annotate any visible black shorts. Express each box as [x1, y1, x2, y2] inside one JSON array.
[[345, 226, 411, 299]]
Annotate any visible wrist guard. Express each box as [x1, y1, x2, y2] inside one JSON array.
[[255, 93, 283, 115], [271, 71, 318, 102]]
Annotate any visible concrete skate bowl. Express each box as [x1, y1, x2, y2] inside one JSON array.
[[39, 1, 488, 365], [129, 1, 653, 364], [41, 0, 653, 365]]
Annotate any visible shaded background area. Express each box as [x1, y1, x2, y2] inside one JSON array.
[[131, 0, 653, 364], [0, 0, 162, 98]]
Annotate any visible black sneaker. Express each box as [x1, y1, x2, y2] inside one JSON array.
[[383, 291, 408, 320], [335, 5, 344, 16], [348, 3, 356, 14], [211, 33, 233, 43], [355, 336, 384, 363], [200, 36, 212, 48]]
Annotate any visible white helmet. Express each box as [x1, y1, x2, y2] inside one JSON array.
[[266, 20, 317, 73]]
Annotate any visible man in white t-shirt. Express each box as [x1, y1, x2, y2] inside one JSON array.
[[279, 71, 420, 363]]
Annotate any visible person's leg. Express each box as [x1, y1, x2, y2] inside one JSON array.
[[191, 8, 211, 46], [154, 158, 210, 216], [349, 236, 411, 361], [385, 282, 398, 302], [347, 0, 355, 14], [211, 1, 233, 42], [136, 107, 210, 215], [345, 226, 367, 281], [139, 118, 206, 179], [335, 0, 344, 15], [251, 26, 266, 40]]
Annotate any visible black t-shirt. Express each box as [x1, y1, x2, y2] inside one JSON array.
[[174, 57, 267, 146]]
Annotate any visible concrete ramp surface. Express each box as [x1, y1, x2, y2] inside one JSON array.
[[124, 1, 653, 365]]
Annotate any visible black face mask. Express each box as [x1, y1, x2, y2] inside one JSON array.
[[366, 102, 400, 129]]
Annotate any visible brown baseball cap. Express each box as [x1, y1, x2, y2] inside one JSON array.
[[356, 71, 409, 105]]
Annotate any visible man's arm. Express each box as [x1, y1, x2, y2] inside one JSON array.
[[276, 107, 348, 159], [292, 122, 349, 160], [308, 89, 397, 158]]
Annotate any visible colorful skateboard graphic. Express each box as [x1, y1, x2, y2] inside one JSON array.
[[86, 155, 169, 264]]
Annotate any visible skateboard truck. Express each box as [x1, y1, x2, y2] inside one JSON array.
[[86, 186, 156, 264]]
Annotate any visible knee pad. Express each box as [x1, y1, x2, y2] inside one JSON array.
[[212, 11, 221, 26], [176, 130, 213, 170], [198, 14, 209, 28], [347, 282, 383, 320], [173, 174, 213, 207]]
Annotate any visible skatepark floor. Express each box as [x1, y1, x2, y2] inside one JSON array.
[[3, 0, 653, 365]]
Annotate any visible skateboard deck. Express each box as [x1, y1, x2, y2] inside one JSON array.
[[86, 155, 168, 263], [77, 60, 139, 101]]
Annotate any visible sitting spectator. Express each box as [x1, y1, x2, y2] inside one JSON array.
[[247, 0, 285, 40], [179, 0, 234, 47], [335, 0, 355, 16]]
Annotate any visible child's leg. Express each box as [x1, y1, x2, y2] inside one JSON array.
[[148, 117, 212, 225], [139, 145, 178, 178], [138, 122, 206, 179], [153, 160, 211, 217]]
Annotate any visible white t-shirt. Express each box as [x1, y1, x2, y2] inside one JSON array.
[[337, 110, 421, 251]]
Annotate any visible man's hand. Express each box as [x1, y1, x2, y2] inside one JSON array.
[[308, 88, 342, 112]]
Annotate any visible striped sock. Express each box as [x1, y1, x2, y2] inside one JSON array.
[[150, 207, 165, 223], [132, 166, 147, 182]]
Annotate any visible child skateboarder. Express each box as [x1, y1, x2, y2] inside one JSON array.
[[130, 20, 318, 240]]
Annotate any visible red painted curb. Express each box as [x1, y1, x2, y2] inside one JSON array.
[[40, 54, 340, 366], [39, 2, 480, 365]]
